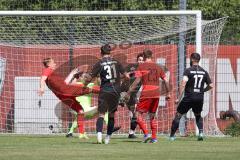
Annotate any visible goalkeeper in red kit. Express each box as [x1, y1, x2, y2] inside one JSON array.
[[126, 49, 170, 143]]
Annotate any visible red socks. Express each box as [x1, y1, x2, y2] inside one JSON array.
[[150, 118, 157, 139], [77, 114, 85, 134], [137, 115, 148, 135]]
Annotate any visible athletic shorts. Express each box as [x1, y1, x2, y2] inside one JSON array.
[[136, 98, 159, 113], [57, 95, 83, 113], [126, 91, 138, 107], [177, 100, 203, 115], [98, 91, 120, 114]]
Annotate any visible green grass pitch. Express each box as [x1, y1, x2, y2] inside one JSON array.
[[0, 135, 240, 160]]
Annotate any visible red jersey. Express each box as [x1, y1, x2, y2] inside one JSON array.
[[135, 62, 166, 98], [42, 67, 92, 98], [42, 68, 53, 77], [41, 67, 95, 112], [42, 68, 67, 95]]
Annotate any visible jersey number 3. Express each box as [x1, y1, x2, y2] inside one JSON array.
[[104, 64, 117, 79]]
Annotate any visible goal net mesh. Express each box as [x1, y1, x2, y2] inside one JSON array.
[[0, 14, 227, 135]]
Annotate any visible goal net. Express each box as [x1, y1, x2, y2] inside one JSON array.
[[0, 11, 227, 136]]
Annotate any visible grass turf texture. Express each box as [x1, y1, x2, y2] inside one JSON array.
[[0, 135, 240, 160]]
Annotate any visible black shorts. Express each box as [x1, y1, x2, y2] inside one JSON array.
[[126, 92, 137, 107], [177, 99, 203, 115], [98, 91, 120, 114]]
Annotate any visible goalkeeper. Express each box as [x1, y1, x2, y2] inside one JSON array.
[[66, 72, 98, 139], [120, 53, 144, 138], [66, 71, 121, 138]]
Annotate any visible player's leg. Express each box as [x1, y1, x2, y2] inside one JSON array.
[[77, 113, 89, 139], [52, 81, 93, 97], [148, 98, 159, 143], [96, 92, 107, 144], [149, 113, 157, 143], [66, 111, 78, 137], [127, 94, 138, 138], [105, 112, 115, 144], [170, 101, 190, 140], [192, 101, 204, 141], [136, 98, 150, 142], [96, 113, 105, 143], [105, 92, 119, 144], [128, 106, 138, 138], [103, 112, 121, 133], [170, 112, 182, 140], [60, 97, 87, 138], [68, 99, 89, 139]]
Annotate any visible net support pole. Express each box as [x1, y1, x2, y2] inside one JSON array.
[[196, 11, 202, 56], [195, 11, 202, 136], [178, 0, 187, 137]]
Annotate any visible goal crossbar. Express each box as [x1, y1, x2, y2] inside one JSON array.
[[0, 10, 202, 55]]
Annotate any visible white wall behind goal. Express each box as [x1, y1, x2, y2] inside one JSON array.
[[14, 77, 62, 134]]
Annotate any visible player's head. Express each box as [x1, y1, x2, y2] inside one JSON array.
[[137, 53, 144, 63], [190, 52, 201, 66], [42, 58, 56, 69], [143, 49, 153, 60], [101, 44, 111, 56]]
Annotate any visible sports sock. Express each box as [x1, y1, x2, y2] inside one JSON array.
[[150, 118, 157, 139], [107, 117, 114, 135], [69, 119, 77, 134], [170, 114, 181, 137], [130, 117, 137, 132], [137, 115, 148, 135], [77, 114, 85, 134], [96, 117, 104, 133], [195, 115, 203, 134]]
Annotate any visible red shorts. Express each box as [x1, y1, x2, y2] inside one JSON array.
[[57, 94, 83, 113], [136, 98, 159, 113]]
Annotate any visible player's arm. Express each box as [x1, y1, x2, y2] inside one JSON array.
[[203, 72, 213, 92], [118, 61, 129, 80], [175, 70, 188, 104], [38, 76, 47, 96], [176, 78, 187, 103], [86, 62, 101, 82], [127, 65, 142, 94], [127, 76, 141, 94], [65, 68, 81, 85], [162, 77, 171, 100], [160, 69, 171, 100], [203, 83, 213, 92]]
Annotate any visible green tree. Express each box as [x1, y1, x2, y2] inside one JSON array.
[[0, 0, 239, 44]]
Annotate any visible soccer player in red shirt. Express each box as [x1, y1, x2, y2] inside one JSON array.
[[38, 58, 98, 137], [127, 49, 170, 143]]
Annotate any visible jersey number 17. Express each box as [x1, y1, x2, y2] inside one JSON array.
[[193, 74, 203, 89]]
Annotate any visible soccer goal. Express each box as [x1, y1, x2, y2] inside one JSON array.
[[0, 11, 227, 136]]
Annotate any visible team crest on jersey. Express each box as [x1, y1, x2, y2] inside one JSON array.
[[0, 58, 6, 95]]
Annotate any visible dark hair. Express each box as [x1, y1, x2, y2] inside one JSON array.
[[101, 44, 111, 55], [190, 52, 201, 62], [136, 53, 144, 61], [42, 58, 52, 68], [143, 49, 153, 59]]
